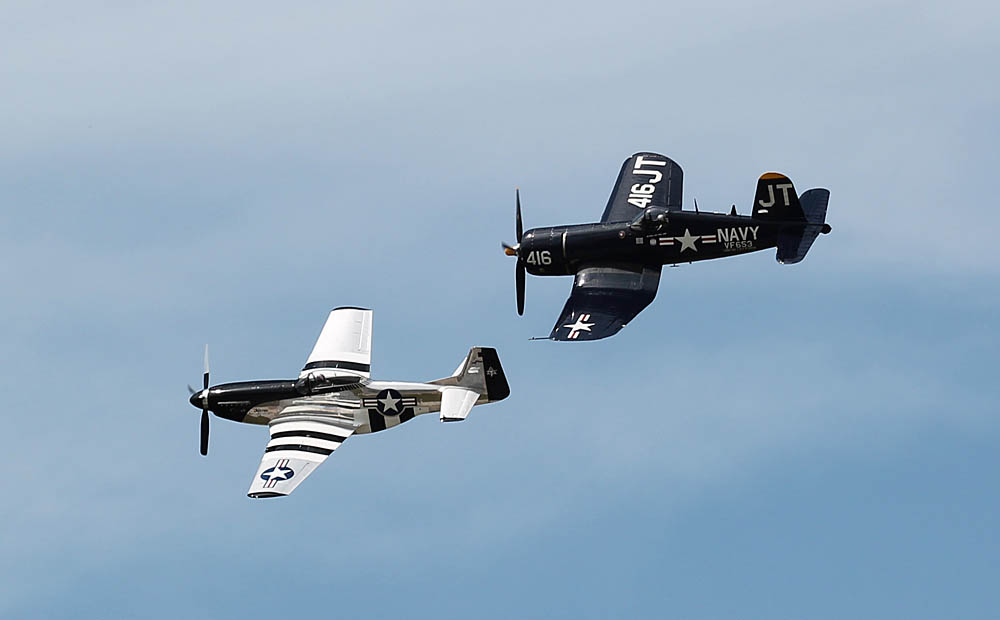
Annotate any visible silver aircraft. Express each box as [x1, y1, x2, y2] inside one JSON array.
[[188, 307, 510, 498]]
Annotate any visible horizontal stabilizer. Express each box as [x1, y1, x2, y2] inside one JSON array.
[[799, 188, 830, 224], [439, 387, 480, 422], [776, 188, 831, 264], [777, 226, 822, 264]]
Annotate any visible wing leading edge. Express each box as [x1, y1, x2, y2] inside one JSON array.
[[549, 263, 661, 341], [600, 152, 683, 223]]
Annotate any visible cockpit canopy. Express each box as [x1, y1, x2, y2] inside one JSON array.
[[294, 372, 366, 395], [630, 207, 670, 232]]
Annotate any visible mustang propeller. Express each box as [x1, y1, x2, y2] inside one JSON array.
[[501, 189, 526, 315], [187, 345, 211, 456]]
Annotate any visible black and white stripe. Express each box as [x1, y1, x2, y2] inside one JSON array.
[[266, 418, 354, 457], [302, 360, 371, 373]]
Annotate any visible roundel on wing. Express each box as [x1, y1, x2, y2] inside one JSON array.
[[374, 388, 405, 416], [261, 465, 294, 482]]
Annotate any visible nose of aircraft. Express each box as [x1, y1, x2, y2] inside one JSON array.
[[189, 390, 204, 409]]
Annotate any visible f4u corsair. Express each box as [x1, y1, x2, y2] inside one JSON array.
[[188, 307, 509, 498], [503, 152, 832, 341]]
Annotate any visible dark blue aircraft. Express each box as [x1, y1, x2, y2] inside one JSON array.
[[503, 152, 831, 341]]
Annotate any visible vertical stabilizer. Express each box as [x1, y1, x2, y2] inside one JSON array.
[[430, 347, 510, 403], [752, 172, 806, 222]]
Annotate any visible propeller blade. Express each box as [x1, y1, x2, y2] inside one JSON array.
[[187, 384, 196, 395], [197, 345, 211, 456], [202, 344, 210, 390], [515, 188, 523, 243], [200, 408, 210, 456], [516, 261, 525, 316]]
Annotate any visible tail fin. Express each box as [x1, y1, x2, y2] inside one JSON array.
[[752, 173, 806, 222], [776, 188, 832, 264], [430, 347, 510, 403]]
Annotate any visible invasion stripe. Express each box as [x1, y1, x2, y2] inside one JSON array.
[[264, 444, 334, 456], [270, 421, 354, 436], [267, 437, 341, 452], [302, 360, 371, 373], [270, 430, 347, 443]]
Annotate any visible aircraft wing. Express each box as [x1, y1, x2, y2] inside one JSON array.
[[247, 415, 355, 498], [301, 307, 373, 378], [600, 152, 683, 223], [549, 263, 661, 341]]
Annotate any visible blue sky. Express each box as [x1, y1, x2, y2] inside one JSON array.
[[2, 2, 998, 617]]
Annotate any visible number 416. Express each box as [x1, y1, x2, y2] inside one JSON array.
[[525, 250, 552, 265]]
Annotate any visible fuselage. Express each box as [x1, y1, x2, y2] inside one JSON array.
[[518, 211, 804, 276], [190, 379, 456, 435]]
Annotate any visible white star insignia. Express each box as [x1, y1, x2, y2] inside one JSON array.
[[563, 314, 595, 339], [676, 228, 699, 252], [264, 466, 291, 481], [378, 393, 401, 413]]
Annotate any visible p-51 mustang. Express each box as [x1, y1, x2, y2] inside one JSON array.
[[503, 152, 832, 341], [188, 307, 510, 498]]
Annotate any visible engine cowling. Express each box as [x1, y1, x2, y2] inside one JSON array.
[[519, 228, 572, 276]]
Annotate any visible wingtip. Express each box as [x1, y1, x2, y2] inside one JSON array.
[[248, 491, 288, 499]]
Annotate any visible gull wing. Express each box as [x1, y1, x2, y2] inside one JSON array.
[[247, 415, 355, 498], [549, 263, 661, 342], [600, 152, 683, 223], [301, 307, 373, 378]]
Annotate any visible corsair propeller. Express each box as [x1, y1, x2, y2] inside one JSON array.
[[501, 189, 526, 315]]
